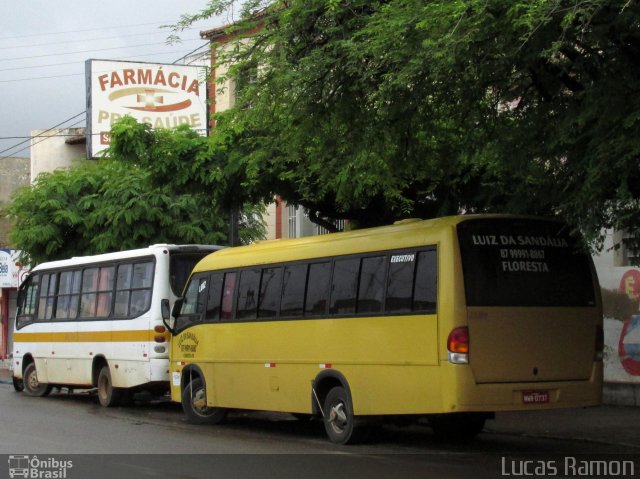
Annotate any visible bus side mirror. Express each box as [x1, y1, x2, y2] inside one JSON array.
[[161, 299, 173, 334], [172, 298, 184, 319], [161, 299, 171, 320]]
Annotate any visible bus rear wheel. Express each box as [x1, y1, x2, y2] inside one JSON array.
[[323, 386, 359, 444], [23, 362, 51, 397], [182, 377, 227, 425], [97, 366, 125, 407]]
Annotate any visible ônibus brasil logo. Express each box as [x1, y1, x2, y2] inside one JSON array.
[[8, 455, 73, 479]]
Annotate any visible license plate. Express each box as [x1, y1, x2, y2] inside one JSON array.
[[522, 390, 550, 404]]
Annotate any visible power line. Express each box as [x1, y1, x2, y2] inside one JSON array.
[[0, 21, 179, 41], [0, 30, 183, 51], [0, 112, 86, 159], [0, 43, 209, 83], [0, 37, 203, 62], [0, 47, 209, 73], [4, 118, 88, 160]]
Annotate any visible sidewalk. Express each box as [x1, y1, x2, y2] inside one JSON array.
[[1, 366, 638, 449], [487, 406, 640, 449]]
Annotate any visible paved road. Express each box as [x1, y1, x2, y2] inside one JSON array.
[[0, 383, 638, 479]]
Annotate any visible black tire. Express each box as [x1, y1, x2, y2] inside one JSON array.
[[429, 413, 486, 441], [97, 366, 125, 407], [12, 376, 24, 392], [23, 362, 52, 397], [323, 386, 359, 444], [182, 377, 227, 425]]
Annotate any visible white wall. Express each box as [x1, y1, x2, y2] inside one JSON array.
[[30, 128, 86, 183]]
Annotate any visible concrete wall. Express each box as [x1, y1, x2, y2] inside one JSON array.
[[30, 128, 86, 183]]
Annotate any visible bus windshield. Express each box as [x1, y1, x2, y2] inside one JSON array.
[[457, 218, 596, 307]]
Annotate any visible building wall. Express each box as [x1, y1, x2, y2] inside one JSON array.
[[208, 34, 321, 241], [30, 128, 86, 183], [593, 229, 640, 389]]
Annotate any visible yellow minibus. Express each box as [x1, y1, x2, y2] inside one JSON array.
[[168, 215, 603, 443]]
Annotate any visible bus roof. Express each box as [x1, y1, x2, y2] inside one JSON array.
[[193, 214, 556, 272], [31, 244, 224, 272]]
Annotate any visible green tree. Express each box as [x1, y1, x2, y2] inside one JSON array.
[[170, 0, 640, 247], [6, 161, 218, 264], [7, 158, 265, 265]]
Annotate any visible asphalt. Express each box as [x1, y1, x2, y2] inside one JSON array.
[[1, 367, 638, 449]]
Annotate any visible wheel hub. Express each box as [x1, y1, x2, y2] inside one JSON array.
[[329, 403, 348, 431]]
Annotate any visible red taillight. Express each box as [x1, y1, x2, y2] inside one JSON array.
[[154, 325, 166, 334], [448, 326, 469, 353], [447, 327, 470, 364]]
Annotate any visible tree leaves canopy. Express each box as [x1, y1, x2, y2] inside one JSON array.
[[7, 123, 266, 265], [173, 0, 640, 246]]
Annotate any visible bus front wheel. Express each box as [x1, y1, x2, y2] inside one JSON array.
[[182, 377, 227, 425], [23, 363, 52, 397], [323, 386, 359, 444], [97, 366, 125, 407]]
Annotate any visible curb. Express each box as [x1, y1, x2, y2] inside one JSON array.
[[485, 427, 640, 450]]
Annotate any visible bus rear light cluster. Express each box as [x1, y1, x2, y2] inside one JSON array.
[[154, 326, 167, 344], [447, 326, 470, 364]]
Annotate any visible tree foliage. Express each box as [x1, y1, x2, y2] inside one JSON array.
[[170, 0, 640, 246], [7, 124, 266, 265]]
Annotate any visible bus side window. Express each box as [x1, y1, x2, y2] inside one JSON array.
[[221, 272, 237, 321], [258, 267, 283, 319], [95, 266, 115, 318], [305, 262, 330, 316], [386, 252, 416, 313], [38, 273, 57, 321], [357, 256, 386, 314], [205, 273, 224, 322], [130, 262, 154, 317], [80, 268, 100, 318], [16, 274, 40, 329], [174, 274, 208, 332], [413, 249, 437, 313], [182, 275, 208, 316], [281, 264, 307, 318], [56, 270, 73, 319], [114, 264, 133, 318], [330, 258, 360, 315], [236, 269, 261, 320]]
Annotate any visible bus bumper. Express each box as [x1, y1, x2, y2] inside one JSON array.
[[441, 362, 603, 412]]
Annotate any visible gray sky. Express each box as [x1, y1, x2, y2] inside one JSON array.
[[0, 0, 232, 159]]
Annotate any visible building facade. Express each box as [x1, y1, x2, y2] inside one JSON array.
[[201, 22, 333, 241], [0, 156, 30, 361]]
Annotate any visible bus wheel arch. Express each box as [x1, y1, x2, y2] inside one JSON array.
[[311, 370, 353, 417], [181, 366, 227, 425]]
